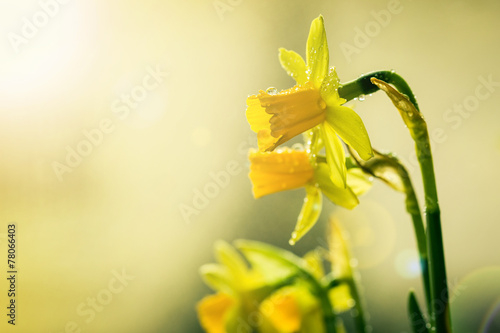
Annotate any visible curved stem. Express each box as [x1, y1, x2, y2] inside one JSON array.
[[347, 147, 431, 318], [339, 70, 420, 111], [360, 74, 451, 333]]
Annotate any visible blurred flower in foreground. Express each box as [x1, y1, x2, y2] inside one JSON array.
[[197, 239, 361, 332], [246, 15, 373, 189], [197, 240, 297, 332], [197, 234, 366, 333], [248, 148, 372, 244]]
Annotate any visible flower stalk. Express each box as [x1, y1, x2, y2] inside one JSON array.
[[369, 77, 452, 333]]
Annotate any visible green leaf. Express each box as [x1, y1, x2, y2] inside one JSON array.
[[408, 290, 429, 333], [235, 240, 309, 274], [306, 15, 329, 88], [279, 48, 307, 85], [289, 185, 322, 245]]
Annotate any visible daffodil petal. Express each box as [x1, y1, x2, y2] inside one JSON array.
[[329, 217, 353, 277], [248, 149, 315, 198], [320, 122, 347, 188], [279, 48, 307, 85], [197, 293, 234, 333], [306, 15, 329, 88], [200, 264, 234, 295], [325, 105, 373, 161], [315, 163, 359, 210], [346, 168, 373, 197], [215, 240, 249, 278], [289, 185, 322, 245], [320, 67, 344, 105], [303, 249, 325, 280], [259, 290, 302, 332]]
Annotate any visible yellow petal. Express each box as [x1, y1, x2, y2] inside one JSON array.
[[328, 218, 353, 278], [279, 48, 307, 85], [197, 293, 234, 333], [199, 264, 234, 295], [248, 149, 314, 198], [315, 163, 359, 210], [320, 67, 343, 105], [260, 292, 302, 332], [214, 240, 249, 278], [306, 15, 329, 88], [325, 105, 373, 161], [303, 249, 325, 280], [289, 185, 322, 245], [320, 122, 347, 188]]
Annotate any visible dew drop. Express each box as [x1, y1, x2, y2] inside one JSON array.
[[358, 94, 366, 101], [266, 87, 278, 95], [318, 99, 327, 109]]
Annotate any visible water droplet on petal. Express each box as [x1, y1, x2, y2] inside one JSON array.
[[358, 94, 365, 101], [266, 87, 278, 95], [318, 99, 327, 109]]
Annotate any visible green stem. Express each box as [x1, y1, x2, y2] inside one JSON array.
[[400, 164, 432, 317], [339, 70, 420, 111], [415, 131, 450, 333], [347, 147, 431, 319], [339, 72, 451, 332], [303, 271, 337, 333], [347, 277, 368, 333], [322, 275, 367, 333]]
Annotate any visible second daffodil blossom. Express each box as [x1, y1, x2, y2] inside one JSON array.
[[248, 148, 372, 244], [246, 15, 373, 188]]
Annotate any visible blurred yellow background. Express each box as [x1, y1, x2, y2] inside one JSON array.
[[0, 0, 499, 332]]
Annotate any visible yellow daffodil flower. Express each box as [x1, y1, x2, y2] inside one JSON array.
[[197, 241, 297, 332], [246, 15, 373, 189], [248, 148, 372, 244]]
